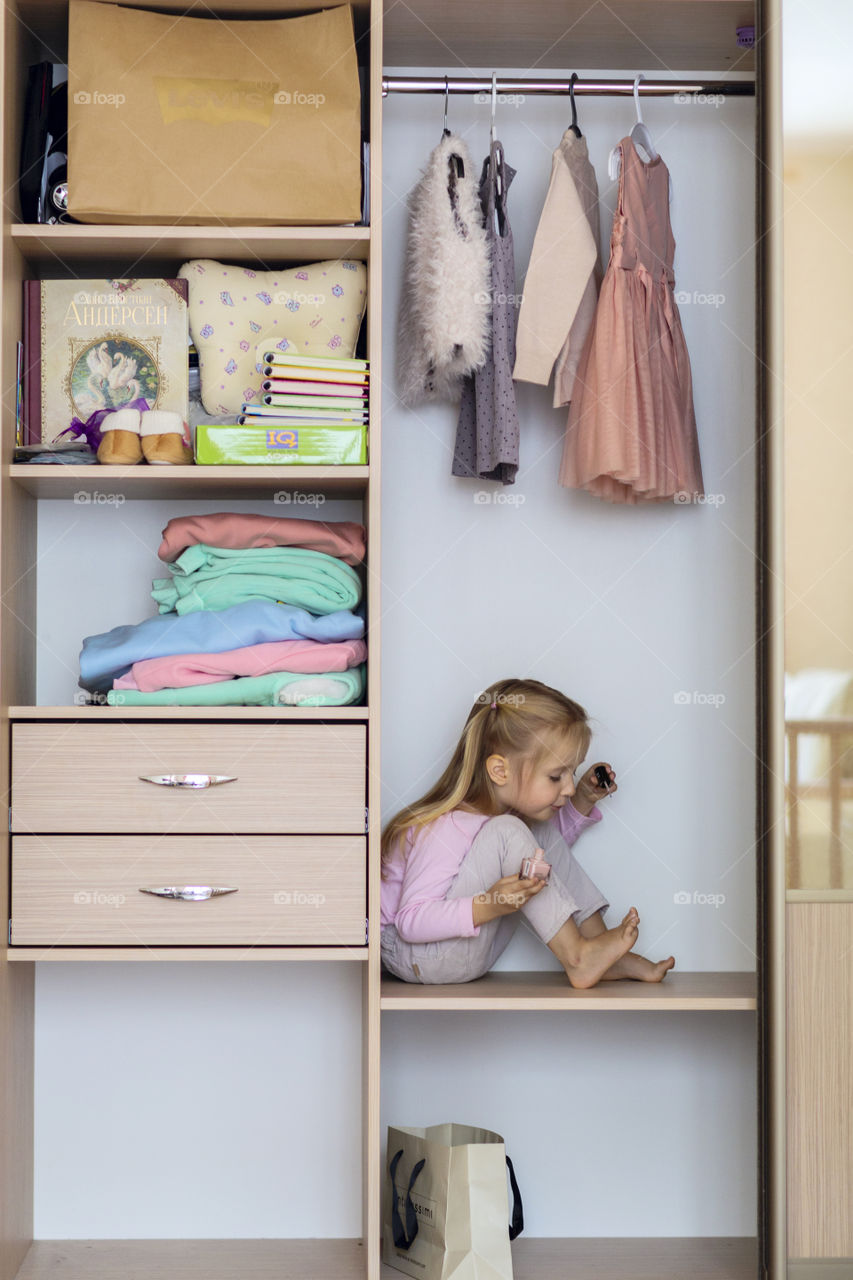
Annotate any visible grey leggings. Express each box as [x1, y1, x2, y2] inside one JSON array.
[[380, 813, 609, 985]]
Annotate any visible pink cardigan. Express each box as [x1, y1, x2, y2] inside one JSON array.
[[114, 637, 367, 692], [381, 801, 601, 943], [158, 512, 366, 566]]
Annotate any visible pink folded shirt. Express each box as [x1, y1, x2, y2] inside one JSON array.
[[158, 512, 366, 566], [114, 638, 367, 692], [380, 801, 600, 944]]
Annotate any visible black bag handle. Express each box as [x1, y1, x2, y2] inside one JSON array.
[[506, 1155, 524, 1241], [389, 1147, 522, 1247], [389, 1149, 426, 1251]]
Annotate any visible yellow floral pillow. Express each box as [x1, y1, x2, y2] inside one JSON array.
[[178, 258, 368, 414]]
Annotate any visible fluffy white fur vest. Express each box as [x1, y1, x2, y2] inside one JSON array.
[[397, 133, 491, 406]]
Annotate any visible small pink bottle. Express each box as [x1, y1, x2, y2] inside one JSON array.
[[520, 851, 551, 883]]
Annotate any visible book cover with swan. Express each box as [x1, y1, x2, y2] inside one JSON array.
[[23, 277, 188, 444]]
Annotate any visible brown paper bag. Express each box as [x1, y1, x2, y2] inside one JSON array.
[[67, 1, 362, 225], [384, 1124, 524, 1280]]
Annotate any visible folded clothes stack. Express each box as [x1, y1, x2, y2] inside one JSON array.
[[78, 512, 367, 707]]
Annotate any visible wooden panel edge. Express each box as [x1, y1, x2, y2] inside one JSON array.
[[757, 0, 787, 1272], [7, 947, 368, 962]]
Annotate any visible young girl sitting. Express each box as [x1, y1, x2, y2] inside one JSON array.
[[380, 677, 676, 987]]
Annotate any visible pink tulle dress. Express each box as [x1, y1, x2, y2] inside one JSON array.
[[559, 136, 704, 504]]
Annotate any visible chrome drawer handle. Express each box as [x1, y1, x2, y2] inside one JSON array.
[[139, 774, 237, 789], [139, 885, 238, 900]]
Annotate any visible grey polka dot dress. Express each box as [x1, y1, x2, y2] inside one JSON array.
[[452, 140, 520, 485]]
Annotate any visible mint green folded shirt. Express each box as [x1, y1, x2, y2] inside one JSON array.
[[106, 665, 365, 707], [152, 544, 362, 617]]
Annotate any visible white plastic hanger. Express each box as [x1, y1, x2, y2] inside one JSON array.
[[442, 74, 465, 178], [630, 73, 658, 162], [609, 74, 658, 178], [490, 72, 503, 205], [608, 73, 672, 204]]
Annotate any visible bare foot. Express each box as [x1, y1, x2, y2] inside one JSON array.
[[551, 908, 640, 989], [640, 956, 676, 983], [599, 950, 675, 982]]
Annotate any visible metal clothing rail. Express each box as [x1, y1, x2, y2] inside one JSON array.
[[382, 75, 755, 97]]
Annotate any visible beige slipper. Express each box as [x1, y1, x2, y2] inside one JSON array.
[[97, 408, 143, 465], [140, 410, 193, 466]]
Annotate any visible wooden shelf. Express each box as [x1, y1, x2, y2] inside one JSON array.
[[9, 706, 368, 721], [382, 0, 756, 71], [13, 1239, 366, 1280], [8, 465, 369, 500], [380, 970, 757, 1011], [10, 1235, 758, 1280], [8, 946, 368, 962], [10, 223, 371, 269], [507, 1237, 758, 1279], [383, 1237, 759, 1279]]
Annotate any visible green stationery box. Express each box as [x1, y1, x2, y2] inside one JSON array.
[[195, 424, 367, 466]]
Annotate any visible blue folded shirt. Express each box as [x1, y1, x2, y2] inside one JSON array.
[[79, 599, 365, 693]]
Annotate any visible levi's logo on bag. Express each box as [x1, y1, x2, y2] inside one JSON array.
[[153, 77, 276, 127], [267, 429, 298, 450]]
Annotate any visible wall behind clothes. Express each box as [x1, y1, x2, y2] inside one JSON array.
[[380, 68, 757, 1234]]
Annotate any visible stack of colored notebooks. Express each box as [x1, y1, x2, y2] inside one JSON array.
[[195, 352, 368, 466]]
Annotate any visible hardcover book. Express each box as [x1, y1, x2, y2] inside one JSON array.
[[262, 352, 369, 373], [260, 391, 367, 411], [23, 277, 189, 444], [260, 397, 367, 420], [261, 379, 368, 398], [261, 366, 369, 387]]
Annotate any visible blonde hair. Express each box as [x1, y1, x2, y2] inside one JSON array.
[[381, 677, 591, 872]]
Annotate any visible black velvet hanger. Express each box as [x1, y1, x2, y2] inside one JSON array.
[[569, 73, 582, 137]]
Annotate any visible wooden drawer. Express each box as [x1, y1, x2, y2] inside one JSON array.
[[11, 723, 366, 834], [11, 835, 366, 946]]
